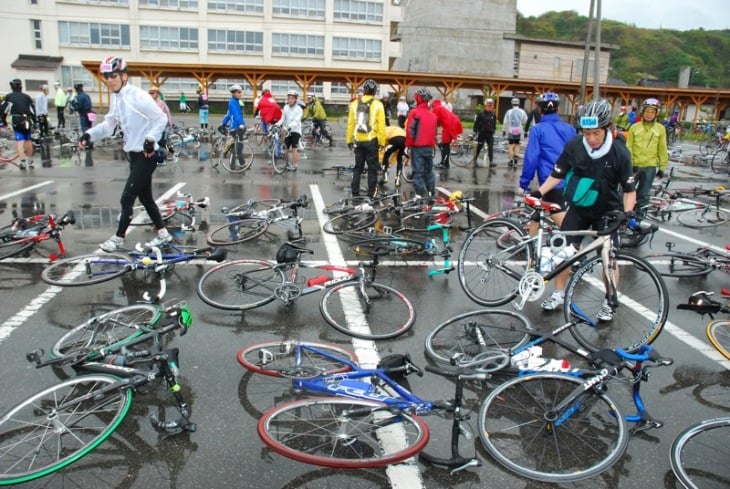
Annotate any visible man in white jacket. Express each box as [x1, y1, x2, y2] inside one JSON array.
[[503, 97, 528, 167]]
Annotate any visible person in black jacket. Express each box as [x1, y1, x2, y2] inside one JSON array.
[[472, 98, 497, 167], [0, 79, 36, 169]]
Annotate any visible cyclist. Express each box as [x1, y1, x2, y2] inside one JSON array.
[[257, 89, 282, 135], [346, 79, 386, 198], [53, 81, 67, 130], [382, 124, 406, 186], [503, 97, 528, 167], [472, 98, 498, 167], [531, 99, 636, 320], [219, 84, 247, 170], [432, 98, 462, 169], [197, 85, 209, 130], [149, 87, 172, 162], [0, 78, 36, 169], [405, 88, 438, 198], [302, 93, 332, 147], [78, 55, 171, 252], [74, 83, 93, 135], [277, 90, 303, 171], [35, 84, 50, 140]]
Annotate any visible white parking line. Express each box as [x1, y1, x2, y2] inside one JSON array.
[[0, 180, 54, 201]]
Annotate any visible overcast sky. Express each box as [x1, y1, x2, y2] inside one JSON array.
[[516, 0, 729, 31]]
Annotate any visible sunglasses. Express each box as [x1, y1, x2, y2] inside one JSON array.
[[102, 72, 119, 80]]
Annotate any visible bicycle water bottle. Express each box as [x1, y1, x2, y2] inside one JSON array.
[[552, 244, 577, 266], [539, 246, 554, 273]]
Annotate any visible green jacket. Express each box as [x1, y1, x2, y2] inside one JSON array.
[[613, 112, 629, 131], [627, 121, 668, 170], [302, 99, 327, 120]]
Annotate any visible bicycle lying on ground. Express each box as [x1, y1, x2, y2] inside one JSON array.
[[129, 192, 210, 231], [648, 241, 730, 278], [0, 300, 195, 486], [205, 195, 308, 246], [196, 241, 415, 340], [0, 210, 75, 261]]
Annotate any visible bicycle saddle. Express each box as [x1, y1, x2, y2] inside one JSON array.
[[524, 195, 562, 212], [677, 291, 722, 315]]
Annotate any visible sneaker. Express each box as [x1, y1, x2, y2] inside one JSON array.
[[286, 163, 297, 171], [145, 229, 173, 248], [19, 161, 27, 170], [100, 235, 124, 252], [596, 299, 615, 321], [394, 172, 401, 188], [489, 160, 496, 167], [382, 171, 388, 184], [27, 159, 34, 167], [540, 290, 565, 311], [507, 159, 514, 167]]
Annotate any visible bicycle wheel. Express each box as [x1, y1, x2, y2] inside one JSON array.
[[479, 373, 629, 483], [457, 218, 532, 306], [648, 252, 713, 278], [670, 418, 730, 489], [272, 140, 287, 175], [206, 218, 269, 246], [399, 210, 452, 232], [322, 210, 378, 235], [676, 207, 729, 228], [349, 237, 426, 256], [707, 320, 730, 360], [41, 253, 134, 286], [566, 252, 668, 353], [237, 341, 357, 377], [196, 259, 284, 310], [710, 149, 729, 174], [449, 141, 473, 167], [258, 397, 429, 469], [0, 375, 132, 485], [0, 234, 33, 260], [166, 132, 183, 154], [425, 309, 533, 367], [320, 281, 415, 340], [51, 304, 162, 359], [699, 139, 719, 156], [222, 141, 254, 173]]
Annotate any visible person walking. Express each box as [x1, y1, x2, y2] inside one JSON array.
[[405, 88, 438, 198], [78, 55, 171, 253], [0, 78, 36, 170], [35, 84, 50, 139], [503, 97, 528, 167], [219, 84, 247, 170], [627, 97, 668, 220], [197, 86, 209, 130], [74, 83, 93, 135], [302, 93, 332, 147], [472, 98, 497, 167], [345, 79, 386, 198], [53, 81, 67, 131], [396, 95, 409, 128], [278, 90, 303, 171]]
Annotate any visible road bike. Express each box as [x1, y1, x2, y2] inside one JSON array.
[[0, 210, 75, 261], [669, 291, 730, 488], [210, 128, 255, 173], [196, 241, 415, 340], [128, 191, 210, 231], [301, 118, 333, 150], [0, 301, 195, 486], [648, 241, 730, 278], [458, 196, 668, 352], [206, 195, 308, 246], [266, 125, 291, 174]]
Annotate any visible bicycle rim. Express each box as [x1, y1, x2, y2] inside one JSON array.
[[320, 281, 415, 340], [648, 253, 713, 278], [197, 259, 283, 310], [425, 309, 532, 367], [566, 253, 668, 352], [0, 376, 132, 486], [237, 341, 357, 377], [222, 144, 253, 173], [707, 320, 730, 360], [273, 146, 288, 174], [710, 149, 729, 173], [449, 142, 472, 167], [322, 210, 378, 235], [349, 237, 426, 257], [206, 219, 268, 245], [676, 208, 729, 228], [670, 418, 730, 489], [457, 219, 531, 306], [479, 374, 629, 483], [258, 398, 429, 468], [0, 238, 33, 260], [41, 253, 134, 286]]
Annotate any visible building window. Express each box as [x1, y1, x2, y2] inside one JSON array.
[[208, 29, 263, 53], [211, 79, 252, 93], [140, 26, 198, 50], [272, 33, 324, 57], [208, 0, 263, 13], [61, 65, 98, 91], [332, 37, 381, 61], [333, 0, 383, 23], [139, 0, 198, 8], [272, 0, 325, 18], [141, 78, 200, 94], [331, 82, 349, 95], [58, 21, 130, 47], [31, 19, 42, 49], [57, 0, 129, 5]]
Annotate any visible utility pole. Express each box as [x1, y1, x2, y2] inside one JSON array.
[[578, 0, 595, 105], [593, 0, 602, 99]]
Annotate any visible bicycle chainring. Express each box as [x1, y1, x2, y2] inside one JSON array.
[[274, 283, 301, 304], [518, 271, 545, 302]]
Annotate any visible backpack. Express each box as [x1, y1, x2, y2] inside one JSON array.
[[355, 98, 372, 134]]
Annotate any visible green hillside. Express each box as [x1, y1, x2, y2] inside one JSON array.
[[517, 10, 730, 89]]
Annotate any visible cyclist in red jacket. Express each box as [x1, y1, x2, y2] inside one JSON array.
[[257, 90, 282, 134], [405, 89, 438, 198]]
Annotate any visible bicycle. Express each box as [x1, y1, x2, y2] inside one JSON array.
[[206, 195, 308, 246], [0, 301, 196, 486], [0, 129, 20, 168], [266, 124, 291, 174], [0, 210, 75, 261], [647, 185, 729, 228], [300, 118, 333, 150], [128, 191, 210, 231], [458, 196, 668, 352], [648, 241, 730, 278], [196, 241, 415, 340], [210, 128, 255, 173]]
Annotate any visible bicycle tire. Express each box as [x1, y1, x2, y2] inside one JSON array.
[[167, 132, 183, 154], [272, 143, 289, 174], [425, 309, 533, 367], [349, 237, 426, 256], [320, 281, 415, 340], [51, 304, 162, 359], [0, 233, 33, 260], [710, 149, 729, 174], [258, 397, 429, 469], [676, 207, 729, 228], [648, 252, 713, 278], [222, 141, 254, 173], [0, 375, 132, 486], [699, 139, 719, 156], [237, 341, 357, 377], [457, 218, 532, 306], [165, 211, 194, 231], [206, 218, 269, 246], [41, 253, 134, 286], [322, 210, 378, 235], [449, 141, 473, 167], [399, 210, 452, 232], [707, 320, 730, 360], [196, 259, 284, 310], [0, 143, 18, 163], [670, 417, 730, 489], [565, 252, 668, 353], [127, 206, 177, 227]]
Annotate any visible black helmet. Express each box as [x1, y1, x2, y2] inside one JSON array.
[[415, 88, 433, 102], [538, 92, 560, 113], [579, 99, 612, 129], [9, 79, 22, 91], [362, 79, 377, 95], [74, 83, 83, 91]]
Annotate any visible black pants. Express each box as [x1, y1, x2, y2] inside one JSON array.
[[438, 142, 451, 166], [352, 139, 379, 197], [474, 132, 494, 163], [37, 115, 49, 137], [116, 151, 164, 237], [383, 136, 405, 173], [56, 107, 66, 129]]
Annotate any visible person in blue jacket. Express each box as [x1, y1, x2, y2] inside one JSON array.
[[219, 84, 246, 168]]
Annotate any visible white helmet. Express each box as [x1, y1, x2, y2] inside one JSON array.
[[229, 84, 242, 93]]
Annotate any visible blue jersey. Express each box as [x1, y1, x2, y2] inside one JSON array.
[[221, 97, 245, 129], [520, 112, 577, 191]]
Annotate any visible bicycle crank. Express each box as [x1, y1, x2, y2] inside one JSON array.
[[274, 283, 301, 304], [514, 271, 545, 310]]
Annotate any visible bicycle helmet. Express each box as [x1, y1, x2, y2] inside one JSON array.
[[511, 97, 520, 105], [53, 80, 61, 87], [641, 97, 661, 114], [362, 79, 378, 95], [9, 79, 22, 91], [485, 98, 495, 106], [415, 88, 433, 102], [229, 84, 243, 93], [148, 86, 160, 94], [276, 243, 299, 264], [99, 55, 127, 75], [578, 99, 612, 129], [538, 92, 560, 113], [286, 90, 298, 98]]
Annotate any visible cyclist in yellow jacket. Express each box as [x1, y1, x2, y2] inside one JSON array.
[[302, 93, 332, 147], [346, 79, 386, 197]]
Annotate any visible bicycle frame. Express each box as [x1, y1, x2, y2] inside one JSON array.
[[1, 211, 74, 261]]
